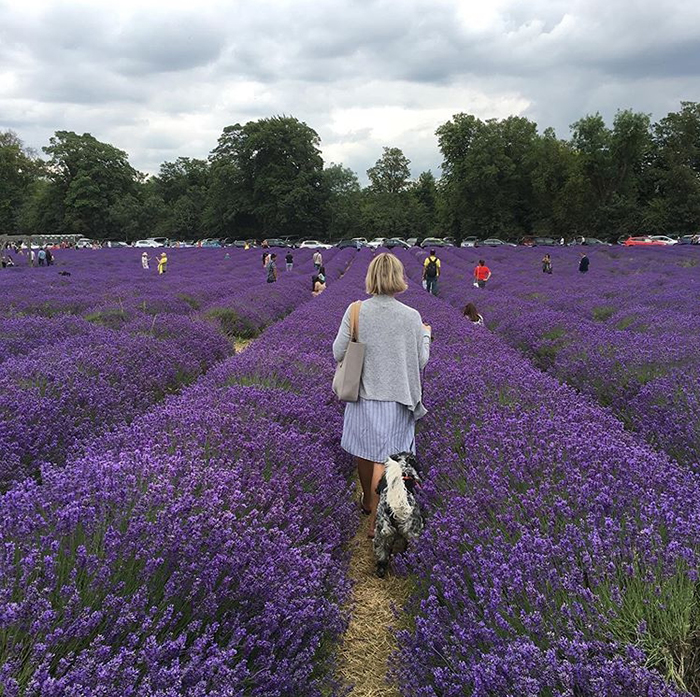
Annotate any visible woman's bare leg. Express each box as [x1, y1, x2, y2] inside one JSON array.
[[367, 462, 386, 536], [355, 457, 374, 511]]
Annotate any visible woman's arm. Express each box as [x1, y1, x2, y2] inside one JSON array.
[[419, 324, 431, 369], [332, 304, 352, 362]]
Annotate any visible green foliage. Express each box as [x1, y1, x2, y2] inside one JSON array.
[[6, 101, 700, 243], [322, 163, 363, 239], [367, 146, 411, 194], [0, 130, 42, 234], [205, 116, 326, 238], [151, 157, 209, 240], [41, 131, 140, 238]]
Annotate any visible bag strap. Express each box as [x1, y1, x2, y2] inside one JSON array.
[[349, 301, 362, 342]]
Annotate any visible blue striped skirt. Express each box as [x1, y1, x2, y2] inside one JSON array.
[[341, 398, 416, 462]]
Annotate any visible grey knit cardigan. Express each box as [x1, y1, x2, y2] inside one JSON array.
[[332, 295, 431, 419]]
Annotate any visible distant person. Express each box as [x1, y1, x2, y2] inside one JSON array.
[[141, 251, 150, 269], [579, 253, 590, 273], [312, 274, 326, 296], [285, 251, 294, 271], [542, 253, 552, 274], [266, 253, 278, 283], [313, 250, 323, 272], [559, 237, 565, 245], [463, 302, 484, 326], [262, 251, 270, 267], [422, 249, 441, 295], [37, 248, 46, 266], [29, 249, 35, 267], [157, 251, 168, 275], [45, 248, 53, 266], [473, 259, 491, 288]]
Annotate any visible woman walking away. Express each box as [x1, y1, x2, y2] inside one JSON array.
[[333, 253, 431, 535], [542, 253, 552, 274], [285, 251, 294, 271], [463, 302, 484, 326]]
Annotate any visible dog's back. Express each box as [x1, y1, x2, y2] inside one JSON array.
[[373, 452, 424, 577]]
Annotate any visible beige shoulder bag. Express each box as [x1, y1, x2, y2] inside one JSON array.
[[332, 301, 365, 401]]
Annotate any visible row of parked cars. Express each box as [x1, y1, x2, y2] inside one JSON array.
[[88, 232, 700, 250]]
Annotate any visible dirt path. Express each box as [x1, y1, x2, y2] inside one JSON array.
[[338, 513, 411, 696]]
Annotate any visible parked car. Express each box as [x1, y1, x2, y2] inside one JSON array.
[[76, 238, 95, 249], [150, 237, 170, 247], [336, 239, 363, 249], [264, 238, 291, 247], [299, 240, 332, 249], [406, 237, 419, 247], [534, 237, 557, 246], [134, 239, 162, 248], [442, 237, 456, 247], [106, 240, 129, 248], [460, 236, 479, 247], [582, 237, 612, 245], [623, 236, 667, 246], [420, 237, 449, 248], [649, 235, 678, 245], [384, 238, 410, 249], [200, 238, 223, 248], [477, 238, 517, 247], [368, 237, 386, 249], [351, 237, 369, 246], [677, 234, 700, 245]]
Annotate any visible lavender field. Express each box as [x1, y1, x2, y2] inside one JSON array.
[[1, 244, 699, 696]]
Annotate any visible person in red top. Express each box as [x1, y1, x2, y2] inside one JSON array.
[[474, 260, 491, 288]]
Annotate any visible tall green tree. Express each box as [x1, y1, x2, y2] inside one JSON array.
[[410, 170, 440, 238], [569, 110, 652, 237], [366, 147, 411, 194], [436, 114, 539, 239], [152, 157, 209, 239], [43, 131, 139, 237], [322, 163, 362, 239], [206, 116, 326, 238], [362, 147, 415, 237], [0, 131, 41, 234], [642, 102, 700, 233]]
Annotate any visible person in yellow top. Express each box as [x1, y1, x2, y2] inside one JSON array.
[[157, 251, 168, 275], [422, 249, 441, 295]]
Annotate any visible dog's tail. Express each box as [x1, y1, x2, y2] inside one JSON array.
[[384, 455, 412, 522]]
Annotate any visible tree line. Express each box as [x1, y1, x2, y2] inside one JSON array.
[[1, 102, 699, 243]]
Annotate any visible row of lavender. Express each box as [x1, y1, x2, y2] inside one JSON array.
[[416, 245, 700, 469], [4, 246, 698, 694], [0, 248, 352, 488], [0, 250, 365, 695], [382, 249, 700, 695]]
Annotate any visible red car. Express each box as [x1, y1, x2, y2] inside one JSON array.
[[623, 236, 667, 246]]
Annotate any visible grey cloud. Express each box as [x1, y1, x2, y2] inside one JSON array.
[[2, 0, 700, 181]]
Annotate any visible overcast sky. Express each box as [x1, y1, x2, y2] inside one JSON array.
[[1, 0, 699, 182]]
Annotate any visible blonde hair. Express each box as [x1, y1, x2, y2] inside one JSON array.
[[365, 253, 408, 295]]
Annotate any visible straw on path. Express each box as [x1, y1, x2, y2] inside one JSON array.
[[338, 513, 411, 696]]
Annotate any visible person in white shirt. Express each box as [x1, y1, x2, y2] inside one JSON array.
[[313, 250, 322, 272]]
